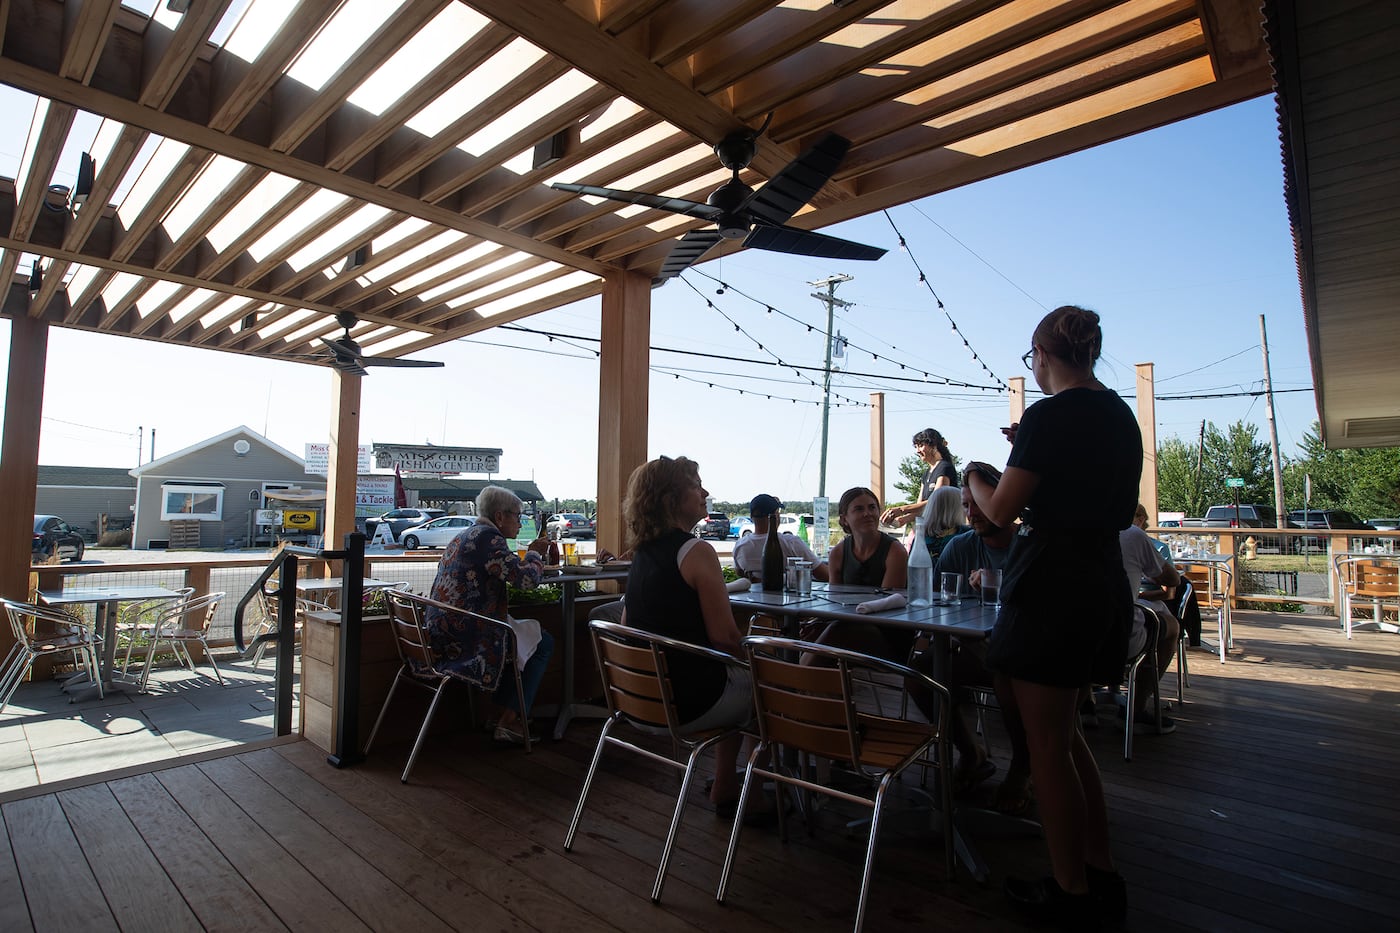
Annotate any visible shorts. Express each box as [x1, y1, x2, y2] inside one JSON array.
[[631, 664, 754, 735]]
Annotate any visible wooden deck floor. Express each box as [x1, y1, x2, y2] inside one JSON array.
[[2, 610, 1398, 932]]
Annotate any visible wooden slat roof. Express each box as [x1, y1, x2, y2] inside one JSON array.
[[0, 0, 1273, 370]]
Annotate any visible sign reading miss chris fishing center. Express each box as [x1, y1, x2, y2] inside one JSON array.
[[374, 444, 502, 475]]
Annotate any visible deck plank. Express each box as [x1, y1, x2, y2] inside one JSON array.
[[195, 755, 456, 933], [56, 783, 202, 932], [152, 762, 372, 932], [2, 795, 117, 932], [0, 790, 35, 933], [107, 771, 290, 933]]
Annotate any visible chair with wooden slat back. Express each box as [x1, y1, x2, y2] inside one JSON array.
[[565, 619, 750, 904], [364, 588, 531, 782], [1335, 557, 1400, 638], [717, 635, 952, 933], [1179, 563, 1231, 662]]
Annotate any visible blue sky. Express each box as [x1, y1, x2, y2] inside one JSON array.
[[2, 95, 1313, 507]]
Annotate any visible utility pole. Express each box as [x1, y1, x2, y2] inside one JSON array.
[[1260, 314, 1287, 528], [809, 274, 853, 498]]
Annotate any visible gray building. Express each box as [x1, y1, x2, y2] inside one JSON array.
[[130, 426, 326, 549], [35, 466, 137, 539]]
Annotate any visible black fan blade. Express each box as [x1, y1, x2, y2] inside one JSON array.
[[741, 133, 850, 228], [551, 183, 720, 221], [655, 229, 725, 281], [362, 357, 445, 369], [320, 334, 363, 359], [743, 223, 886, 261]]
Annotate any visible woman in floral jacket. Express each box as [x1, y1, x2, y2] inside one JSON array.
[[427, 485, 552, 744]]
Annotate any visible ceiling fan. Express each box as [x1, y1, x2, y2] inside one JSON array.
[[551, 123, 887, 282], [309, 312, 445, 376]]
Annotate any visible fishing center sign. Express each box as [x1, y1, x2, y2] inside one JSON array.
[[374, 444, 502, 475]]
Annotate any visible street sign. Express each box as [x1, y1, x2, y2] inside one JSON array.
[[1225, 477, 1245, 488]]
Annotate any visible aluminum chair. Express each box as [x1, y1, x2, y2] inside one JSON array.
[[717, 636, 952, 933], [1180, 563, 1231, 662], [1122, 602, 1165, 761], [1171, 579, 1194, 703], [1334, 557, 1399, 638], [118, 586, 195, 674], [0, 598, 104, 712], [365, 589, 533, 783], [565, 619, 749, 904], [136, 592, 226, 692]]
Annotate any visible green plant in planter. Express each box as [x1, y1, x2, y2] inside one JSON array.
[[508, 582, 562, 605], [361, 588, 390, 615]]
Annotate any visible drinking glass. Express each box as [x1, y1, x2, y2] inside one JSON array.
[[562, 540, 578, 566], [794, 560, 813, 596], [939, 572, 962, 605], [979, 568, 1002, 607], [785, 556, 801, 591], [516, 547, 528, 561]]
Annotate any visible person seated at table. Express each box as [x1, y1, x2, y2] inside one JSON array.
[[1118, 522, 1181, 732], [732, 493, 829, 582], [620, 456, 769, 822], [1132, 504, 1204, 647], [810, 487, 911, 662], [427, 485, 554, 746], [921, 484, 970, 564], [929, 478, 1032, 812]]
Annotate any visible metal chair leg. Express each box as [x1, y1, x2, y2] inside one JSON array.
[[565, 716, 618, 850]]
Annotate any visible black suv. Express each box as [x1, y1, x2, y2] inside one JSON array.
[[33, 515, 85, 563], [693, 511, 730, 539]]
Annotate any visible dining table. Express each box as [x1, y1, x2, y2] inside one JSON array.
[[728, 581, 1005, 881], [38, 585, 187, 694], [535, 564, 631, 740]]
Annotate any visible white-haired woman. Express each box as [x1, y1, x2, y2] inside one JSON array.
[[920, 484, 969, 564], [427, 484, 553, 745]]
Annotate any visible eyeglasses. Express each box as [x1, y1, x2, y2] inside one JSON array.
[[1021, 347, 1035, 371]]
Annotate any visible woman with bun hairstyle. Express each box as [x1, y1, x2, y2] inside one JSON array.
[[962, 305, 1140, 929]]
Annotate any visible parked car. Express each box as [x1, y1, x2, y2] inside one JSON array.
[[400, 515, 477, 549], [730, 516, 755, 538], [33, 515, 84, 562], [693, 511, 729, 539], [1201, 504, 1296, 528], [777, 514, 816, 536], [1367, 518, 1400, 531], [1287, 509, 1375, 530], [365, 507, 446, 542], [547, 513, 596, 539]]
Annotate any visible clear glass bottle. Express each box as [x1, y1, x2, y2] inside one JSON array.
[[907, 518, 934, 608]]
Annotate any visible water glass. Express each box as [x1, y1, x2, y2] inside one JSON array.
[[785, 556, 801, 591], [794, 560, 813, 596], [939, 572, 962, 605], [979, 568, 1002, 607]]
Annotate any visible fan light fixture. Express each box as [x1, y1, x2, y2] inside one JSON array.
[[27, 260, 42, 293], [166, 0, 192, 13]]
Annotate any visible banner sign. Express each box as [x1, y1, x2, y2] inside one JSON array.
[[374, 444, 502, 475], [255, 509, 281, 525], [356, 475, 396, 510], [812, 496, 831, 557], [304, 444, 372, 475]]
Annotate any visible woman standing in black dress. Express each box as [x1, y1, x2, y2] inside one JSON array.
[[963, 306, 1140, 929]]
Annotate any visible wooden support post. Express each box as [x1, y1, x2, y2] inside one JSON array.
[[325, 369, 362, 571], [596, 270, 651, 565], [0, 316, 48, 620], [1136, 362, 1158, 519], [1008, 376, 1026, 426], [869, 392, 885, 504]]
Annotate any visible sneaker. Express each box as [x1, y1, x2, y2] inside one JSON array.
[[493, 720, 538, 745]]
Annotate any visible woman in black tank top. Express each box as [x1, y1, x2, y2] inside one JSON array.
[[827, 487, 907, 589]]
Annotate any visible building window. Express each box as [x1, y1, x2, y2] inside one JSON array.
[[160, 484, 224, 521]]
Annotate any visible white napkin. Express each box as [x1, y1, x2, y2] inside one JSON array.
[[726, 578, 751, 593], [856, 592, 907, 614], [504, 615, 543, 671]]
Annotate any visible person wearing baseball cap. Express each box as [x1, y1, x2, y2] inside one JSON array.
[[732, 494, 828, 581]]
